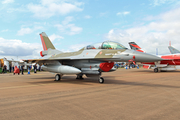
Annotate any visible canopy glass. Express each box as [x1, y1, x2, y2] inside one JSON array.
[[86, 41, 127, 50]]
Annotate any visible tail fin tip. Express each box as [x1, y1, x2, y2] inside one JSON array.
[[40, 32, 48, 37]]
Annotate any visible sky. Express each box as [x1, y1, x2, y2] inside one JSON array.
[[0, 0, 180, 60]]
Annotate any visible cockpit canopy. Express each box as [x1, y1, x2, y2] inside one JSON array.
[[86, 41, 127, 50]]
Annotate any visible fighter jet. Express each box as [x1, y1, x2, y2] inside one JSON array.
[[25, 32, 162, 83], [129, 42, 180, 72]]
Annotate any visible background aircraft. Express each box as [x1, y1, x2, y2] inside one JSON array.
[[129, 42, 180, 72], [0, 58, 31, 70], [25, 32, 162, 83], [168, 46, 180, 54]]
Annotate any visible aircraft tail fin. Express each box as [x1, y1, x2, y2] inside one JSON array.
[[39, 32, 62, 57], [168, 46, 180, 54], [40, 32, 55, 51], [128, 42, 145, 52]]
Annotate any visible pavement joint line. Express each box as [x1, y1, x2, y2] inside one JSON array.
[[0, 84, 52, 90]]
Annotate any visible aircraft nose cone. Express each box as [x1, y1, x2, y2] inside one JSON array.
[[134, 52, 163, 62]]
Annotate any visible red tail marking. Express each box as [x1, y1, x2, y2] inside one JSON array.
[[130, 43, 141, 49], [40, 34, 47, 51], [137, 50, 144, 52], [40, 34, 45, 51], [40, 51, 44, 57]]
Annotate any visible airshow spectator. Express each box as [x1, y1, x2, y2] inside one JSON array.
[[9, 65, 12, 73], [12, 65, 14, 72], [34, 64, 37, 73], [2, 65, 7, 73], [21, 65, 24, 75]]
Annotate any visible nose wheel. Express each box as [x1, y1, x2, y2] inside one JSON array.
[[99, 77, 104, 83], [55, 74, 61, 81]]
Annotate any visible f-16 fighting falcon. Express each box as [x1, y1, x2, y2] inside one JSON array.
[[129, 42, 180, 73], [25, 32, 162, 83]]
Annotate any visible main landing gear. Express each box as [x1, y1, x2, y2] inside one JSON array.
[[154, 68, 159, 73], [76, 73, 84, 79], [55, 73, 105, 84], [55, 74, 61, 81]]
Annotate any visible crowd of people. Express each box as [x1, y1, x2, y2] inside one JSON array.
[[0, 64, 41, 75]]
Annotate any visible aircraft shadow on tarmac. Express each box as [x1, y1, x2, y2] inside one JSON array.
[[132, 69, 180, 73], [109, 80, 180, 89], [29, 76, 180, 89]]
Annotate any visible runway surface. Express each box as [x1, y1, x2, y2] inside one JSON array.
[[0, 68, 180, 120]]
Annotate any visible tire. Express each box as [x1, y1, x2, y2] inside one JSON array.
[[99, 77, 104, 84], [154, 68, 158, 73], [55, 74, 61, 81]]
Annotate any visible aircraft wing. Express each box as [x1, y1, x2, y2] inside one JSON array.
[[23, 59, 64, 64], [24, 57, 115, 64]]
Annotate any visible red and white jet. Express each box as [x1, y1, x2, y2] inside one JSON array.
[[129, 42, 180, 72]]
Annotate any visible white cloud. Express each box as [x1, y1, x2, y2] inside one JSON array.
[[106, 7, 180, 55], [0, 37, 41, 58], [1, 29, 9, 32], [67, 24, 82, 35], [17, 28, 33, 36], [84, 15, 91, 19], [66, 43, 90, 52], [0, 50, 4, 53], [17, 26, 43, 36], [2, 0, 14, 4], [27, 0, 84, 18], [117, 11, 130, 16], [49, 34, 64, 42], [55, 16, 83, 35], [99, 12, 108, 17], [62, 16, 74, 25], [56, 24, 83, 35], [152, 0, 177, 6]]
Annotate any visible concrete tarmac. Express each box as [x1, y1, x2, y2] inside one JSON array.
[[0, 68, 180, 120]]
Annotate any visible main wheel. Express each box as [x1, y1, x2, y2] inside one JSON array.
[[99, 77, 104, 84], [55, 74, 61, 81], [154, 68, 158, 73], [76, 74, 84, 79], [76, 75, 84, 79]]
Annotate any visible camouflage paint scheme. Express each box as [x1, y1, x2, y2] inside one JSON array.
[[25, 32, 163, 83]]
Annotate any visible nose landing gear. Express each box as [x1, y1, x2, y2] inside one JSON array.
[[55, 74, 61, 81], [99, 77, 104, 83]]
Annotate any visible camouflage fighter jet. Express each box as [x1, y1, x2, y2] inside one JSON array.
[[26, 32, 163, 83]]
